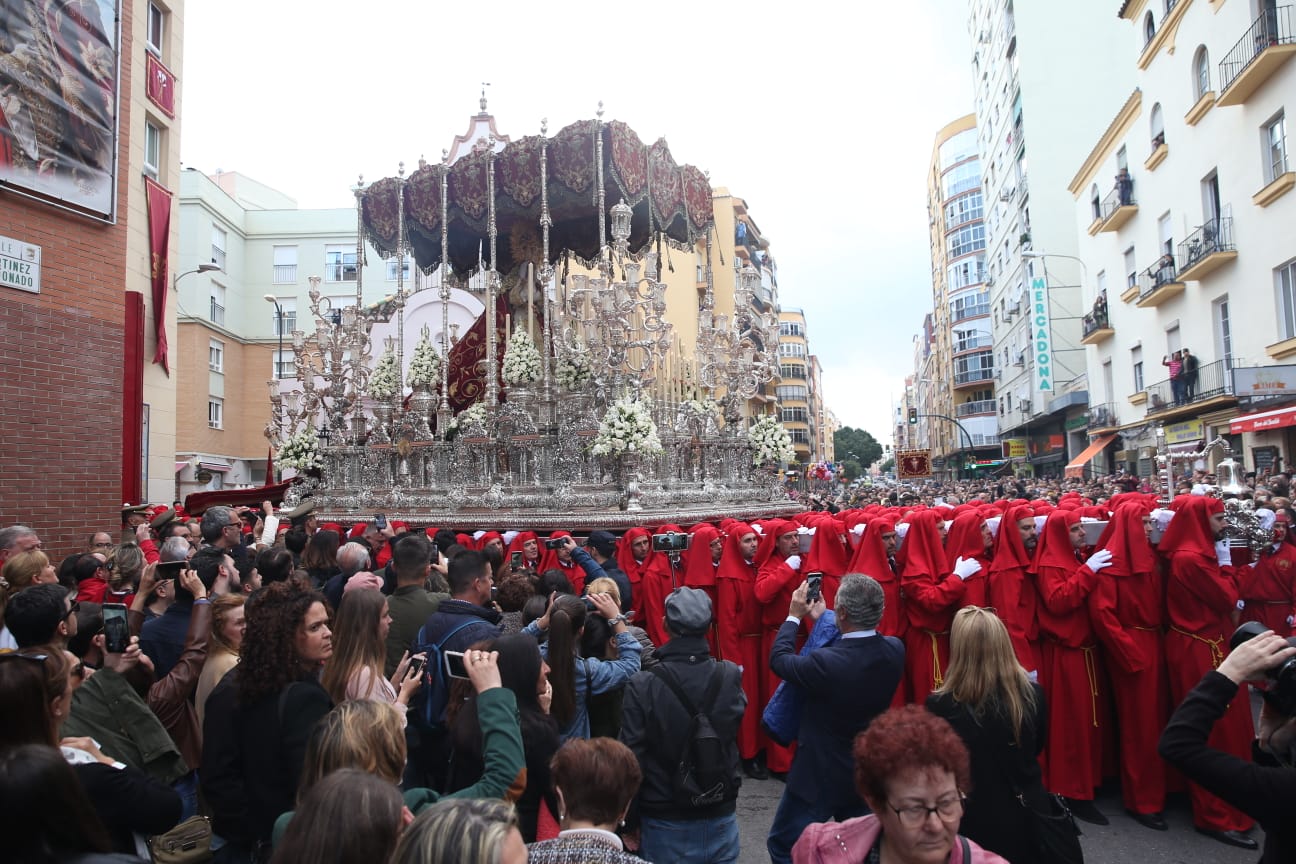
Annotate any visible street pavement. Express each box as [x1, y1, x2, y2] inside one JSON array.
[[733, 776, 1264, 863]]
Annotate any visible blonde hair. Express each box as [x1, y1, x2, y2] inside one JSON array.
[[0, 551, 51, 631], [937, 606, 1037, 744], [391, 798, 518, 864], [584, 576, 621, 606], [209, 594, 246, 656], [107, 544, 145, 593], [298, 700, 407, 800]]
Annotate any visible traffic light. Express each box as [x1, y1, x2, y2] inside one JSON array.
[[907, 407, 918, 425]]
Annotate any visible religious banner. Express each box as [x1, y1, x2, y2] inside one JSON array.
[[1030, 276, 1054, 396], [445, 297, 508, 413], [897, 449, 932, 479], [145, 177, 172, 374], [146, 53, 176, 118], [0, 0, 122, 218]]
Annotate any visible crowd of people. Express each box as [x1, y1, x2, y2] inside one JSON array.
[[2, 473, 1295, 863]]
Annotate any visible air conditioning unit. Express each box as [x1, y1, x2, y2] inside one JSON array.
[[1013, 351, 1025, 367], [985, 276, 995, 288], [1020, 399, 1032, 413], [994, 369, 1002, 381], [999, 189, 1013, 203], [1007, 299, 1021, 315]]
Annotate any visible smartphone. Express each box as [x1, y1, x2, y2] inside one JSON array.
[[444, 650, 469, 680], [806, 573, 823, 604], [374, 513, 388, 530], [103, 603, 130, 654], [509, 551, 523, 571], [156, 560, 185, 580], [407, 655, 425, 677]]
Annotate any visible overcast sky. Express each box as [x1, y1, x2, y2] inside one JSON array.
[[182, 0, 974, 446]]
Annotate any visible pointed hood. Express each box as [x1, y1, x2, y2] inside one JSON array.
[[1034, 510, 1081, 572]]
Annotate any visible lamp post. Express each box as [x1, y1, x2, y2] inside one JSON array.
[[172, 261, 221, 290], [264, 295, 284, 382]]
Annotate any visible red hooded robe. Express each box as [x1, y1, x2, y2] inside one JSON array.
[[943, 512, 992, 609], [715, 522, 767, 760], [899, 510, 967, 700], [987, 504, 1042, 673]]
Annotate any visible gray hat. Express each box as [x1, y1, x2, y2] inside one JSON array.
[[664, 587, 712, 636], [588, 530, 618, 558]]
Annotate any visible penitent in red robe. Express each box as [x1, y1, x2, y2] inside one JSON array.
[[1034, 511, 1106, 801], [716, 523, 770, 761], [987, 505, 1042, 674], [1238, 541, 1296, 637], [1087, 501, 1168, 815], [899, 510, 967, 701], [1161, 495, 1255, 833], [754, 521, 802, 773]]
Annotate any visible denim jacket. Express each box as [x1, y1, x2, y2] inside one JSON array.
[[523, 621, 642, 740]]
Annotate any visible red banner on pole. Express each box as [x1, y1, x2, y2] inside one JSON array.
[[145, 178, 172, 374], [445, 297, 508, 412], [145, 54, 176, 118]]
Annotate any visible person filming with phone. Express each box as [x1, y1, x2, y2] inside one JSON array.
[[1160, 626, 1296, 862]]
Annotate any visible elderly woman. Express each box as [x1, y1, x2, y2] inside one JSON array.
[[391, 798, 527, 864], [793, 705, 1008, 864], [526, 737, 643, 863]]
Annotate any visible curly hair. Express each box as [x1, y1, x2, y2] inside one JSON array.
[[853, 705, 971, 804], [238, 577, 328, 705]]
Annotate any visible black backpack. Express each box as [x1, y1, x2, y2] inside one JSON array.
[[410, 618, 479, 731], [651, 663, 736, 808]]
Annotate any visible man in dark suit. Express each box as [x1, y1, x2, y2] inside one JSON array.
[[764, 573, 905, 864]]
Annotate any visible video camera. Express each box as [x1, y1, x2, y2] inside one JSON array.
[[544, 537, 569, 550], [1231, 621, 1296, 715]]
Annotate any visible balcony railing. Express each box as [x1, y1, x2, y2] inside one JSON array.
[[1088, 402, 1118, 430], [1137, 255, 1184, 304], [969, 433, 1000, 447], [1176, 216, 1236, 279], [954, 367, 995, 386], [1144, 358, 1234, 412], [273, 264, 297, 284], [953, 335, 994, 353], [1219, 6, 1295, 101], [209, 299, 225, 325], [1082, 307, 1111, 339], [952, 303, 990, 323], [956, 399, 996, 417], [1100, 175, 1137, 224]]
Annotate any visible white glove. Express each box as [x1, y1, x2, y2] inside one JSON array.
[[953, 556, 982, 580], [850, 523, 866, 537], [1237, 600, 1246, 611], [1085, 549, 1114, 573], [1027, 669, 1039, 684], [259, 514, 280, 546], [1215, 541, 1232, 566], [502, 530, 520, 545], [785, 555, 802, 571], [1286, 615, 1294, 628]]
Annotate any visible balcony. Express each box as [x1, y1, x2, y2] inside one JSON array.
[[953, 335, 994, 355], [1176, 217, 1237, 281], [1218, 6, 1296, 107], [1093, 175, 1137, 233], [209, 299, 225, 326], [1136, 256, 1185, 307], [954, 367, 995, 389], [952, 303, 991, 323], [1145, 133, 1168, 171], [1144, 358, 1236, 417], [1081, 295, 1113, 345], [956, 399, 996, 418], [1088, 402, 1119, 432], [273, 264, 297, 284]]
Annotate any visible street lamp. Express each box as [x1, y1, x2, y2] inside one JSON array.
[[172, 261, 221, 290], [264, 294, 284, 381]]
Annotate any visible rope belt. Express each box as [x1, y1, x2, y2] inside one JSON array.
[[1131, 625, 1159, 632], [1170, 625, 1225, 668], [922, 628, 950, 687], [1081, 645, 1100, 728], [1253, 600, 1292, 606]]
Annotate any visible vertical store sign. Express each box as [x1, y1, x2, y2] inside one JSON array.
[[0, 235, 41, 293], [1031, 276, 1053, 395]]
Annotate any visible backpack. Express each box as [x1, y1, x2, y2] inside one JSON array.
[[650, 663, 736, 808], [410, 618, 480, 732]]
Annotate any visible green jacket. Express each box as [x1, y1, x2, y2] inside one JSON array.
[[271, 686, 525, 846], [64, 668, 189, 784]]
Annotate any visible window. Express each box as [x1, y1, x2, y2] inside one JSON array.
[[208, 398, 223, 430], [1278, 259, 1296, 340], [777, 385, 808, 401], [273, 246, 297, 284], [1166, 324, 1181, 355], [146, 2, 165, 56], [273, 349, 296, 380], [779, 322, 803, 337], [325, 245, 358, 282], [781, 407, 808, 423], [1102, 360, 1114, 402], [942, 161, 981, 198], [947, 255, 986, 290], [1144, 10, 1155, 45], [779, 364, 806, 380], [945, 192, 984, 229], [1214, 296, 1232, 367], [211, 226, 227, 270], [947, 224, 986, 258], [208, 339, 224, 372], [1132, 346, 1144, 392], [1193, 46, 1210, 99], [271, 299, 296, 336], [1150, 103, 1165, 149], [1116, 146, 1128, 172], [789, 428, 810, 445], [1090, 184, 1101, 221], [1265, 112, 1288, 183], [143, 121, 161, 180], [778, 342, 806, 358], [1124, 246, 1138, 288], [1157, 212, 1174, 258], [209, 283, 225, 325], [386, 256, 413, 282], [695, 252, 704, 283]]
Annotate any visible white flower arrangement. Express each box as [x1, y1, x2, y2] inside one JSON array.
[[592, 397, 663, 457], [368, 346, 400, 400], [276, 426, 323, 473], [448, 402, 488, 432], [555, 340, 593, 389], [502, 329, 542, 385], [748, 414, 795, 466], [408, 327, 442, 388]]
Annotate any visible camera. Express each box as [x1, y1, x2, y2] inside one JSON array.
[[509, 551, 523, 571], [544, 537, 568, 550], [373, 513, 387, 530], [806, 572, 824, 604], [1230, 621, 1296, 715], [652, 531, 691, 553]]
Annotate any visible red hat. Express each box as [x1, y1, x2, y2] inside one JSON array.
[[716, 522, 757, 583], [1094, 500, 1157, 578], [348, 523, 367, 540], [943, 512, 989, 572], [683, 524, 723, 588], [1034, 510, 1081, 572], [321, 522, 343, 535], [1158, 494, 1224, 559], [988, 505, 1035, 576]]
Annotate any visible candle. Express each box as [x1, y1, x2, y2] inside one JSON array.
[[527, 262, 535, 341], [506, 313, 511, 336]]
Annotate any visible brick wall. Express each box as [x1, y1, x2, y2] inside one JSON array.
[[0, 0, 135, 560]]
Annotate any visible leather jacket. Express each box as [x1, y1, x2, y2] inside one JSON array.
[[147, 599, 212, 771]]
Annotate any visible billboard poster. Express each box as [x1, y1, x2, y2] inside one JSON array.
[[0, 0, 121, 219]]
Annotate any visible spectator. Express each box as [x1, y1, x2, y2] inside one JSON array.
[[256, 546, 296, 586], [322, 541, 373, 611], [269, 769, 405, 864], [384, 534, 449, 677], [391, 798, 526, 864], [196, 594, 245, 729], [0, 743, 128, 863], [526, 738, 643, 864], [301, 528, 342, 587], [141, 545, 235, 677], [6, 583, 78, 649], [321, 588, 423, 726]]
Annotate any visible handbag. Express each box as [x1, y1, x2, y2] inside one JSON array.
[[1015, 790, 1084, 864], [147, 814, 213, 864]]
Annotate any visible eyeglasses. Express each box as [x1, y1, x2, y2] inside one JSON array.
[[887, 794, 965, 829], [64, 600, 80, 620]]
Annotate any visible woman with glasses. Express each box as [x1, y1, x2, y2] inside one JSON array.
[[925, 606, 1047, 863], [793, 704, 1006, 864]]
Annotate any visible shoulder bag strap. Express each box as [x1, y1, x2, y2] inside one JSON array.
[[650, 663, 699, 715]]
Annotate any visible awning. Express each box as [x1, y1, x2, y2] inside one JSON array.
[[1064, 433, 1117, 478], [198, 460, 231, 473], [174, 461, 189, 474], [1231, 405, 1296, 434]]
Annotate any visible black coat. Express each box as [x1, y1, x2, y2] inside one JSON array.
[[74, 761, 181, 854], [926, 684, 1048, 864]]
